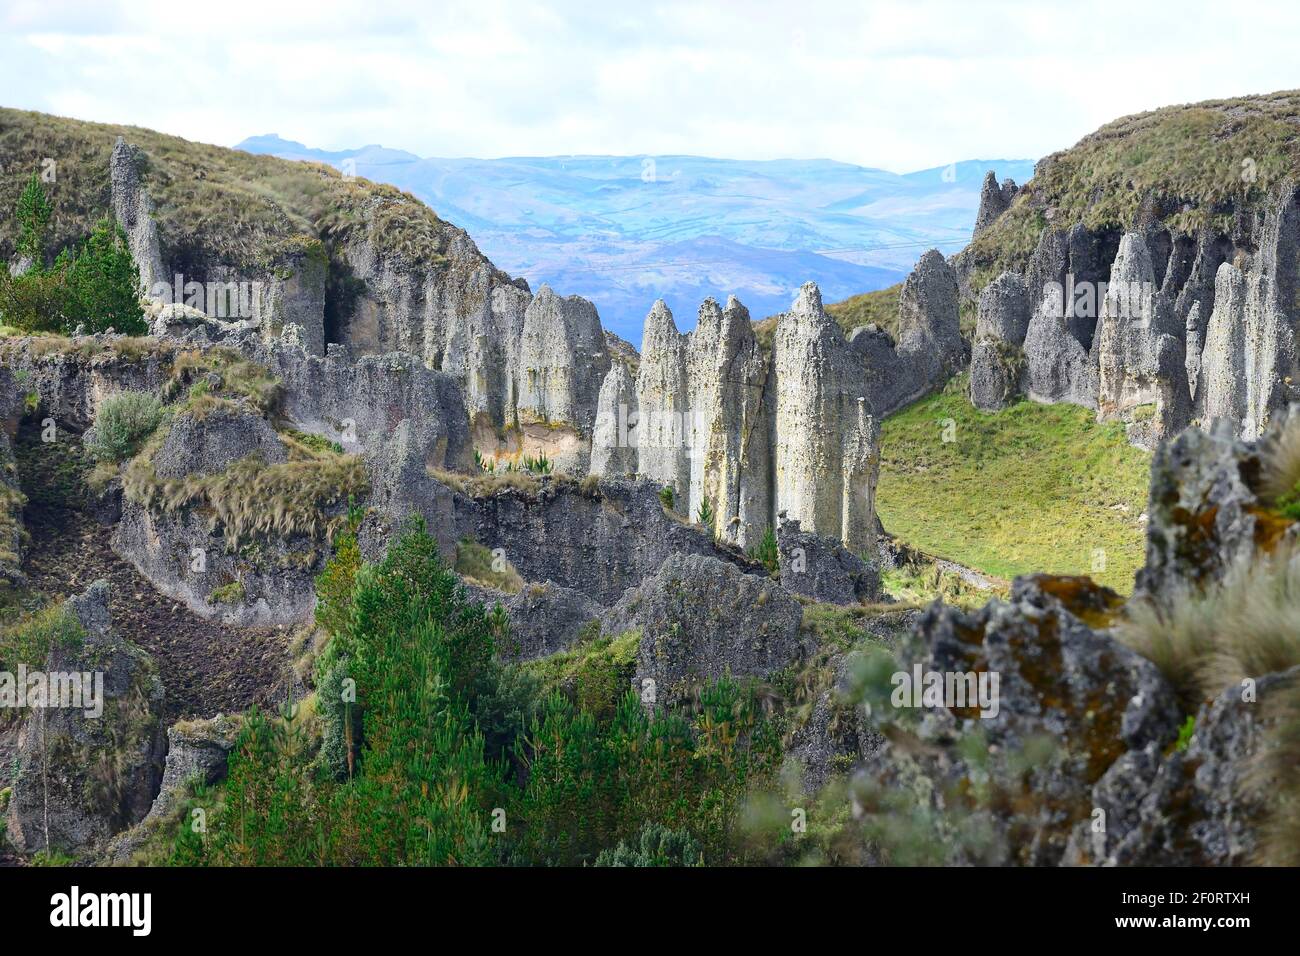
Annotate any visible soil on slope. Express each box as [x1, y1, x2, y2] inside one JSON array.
[[14, 424, 293, 721]]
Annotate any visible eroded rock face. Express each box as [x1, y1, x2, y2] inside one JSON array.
[[113, 503, 324, 628], [685, 296, 772, 546], [969, 272, 1030, 411], [3, 581, 166, 856], [485, 582, 605, 662], [245, 337, 474, 472], [1133, 422, 1273, 599], [150, 405, 287, 479], [973, 171, 1019, 237], [774, 284, 880, 555], [634, 300, 692, 511], [853, 575, 1180, 866], [1021, 229, 1097, 407], [603, 553, 808, 706], [896, 250, 966, 387], [590, 362, 638, 478], [102, 713, 242, 865], [1094, 232, 1190, 444], [111, 137, 165, 293], [450, 477, 763, 607], [777, 517, 881, 604], [1065, 667, 1296, 866]]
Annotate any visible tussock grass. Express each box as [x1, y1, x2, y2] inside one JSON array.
[[123, 448, 368, 548], [1120, 545, 1300, 866], [961, 91, 1300, 290], [876, 376, 1150, 592], [429, 466, 540, 498], [163, 347, 280, 413], [454, 538, 523, 593], [1259, 413, 1300, 513]]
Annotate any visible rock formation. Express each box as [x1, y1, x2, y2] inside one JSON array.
[[969, 271, 1030, 411], [2, 581, 166, 855], [973, 171, 1019, 237], [604, 552, 807, 707]]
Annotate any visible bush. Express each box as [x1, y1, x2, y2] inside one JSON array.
[[749, 524, 780, 575], [86, 391, 165, 463], [595, 822, 704, 867], [55, 218, 146, 335]]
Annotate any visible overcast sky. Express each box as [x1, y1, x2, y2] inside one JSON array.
[[3, 0, 1299, 172]]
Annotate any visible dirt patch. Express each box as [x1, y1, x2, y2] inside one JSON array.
[[15, 425, 292, 721]]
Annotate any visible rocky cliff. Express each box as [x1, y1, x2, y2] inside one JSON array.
[[960, 92, 1300, 447]]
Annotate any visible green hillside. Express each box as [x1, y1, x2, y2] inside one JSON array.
[[875, 377, 1151, 592]]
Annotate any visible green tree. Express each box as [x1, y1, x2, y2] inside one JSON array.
[[56, 217, 145, 335], [15, 173, 52, 264]]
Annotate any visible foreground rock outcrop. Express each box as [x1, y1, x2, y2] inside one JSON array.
[[2, 581, 166, 855]]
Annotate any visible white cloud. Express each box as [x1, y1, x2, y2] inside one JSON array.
[[1, 0, 1298, 169]]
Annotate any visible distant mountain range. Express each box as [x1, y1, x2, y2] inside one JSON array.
[[237, 134, 1033, 341]]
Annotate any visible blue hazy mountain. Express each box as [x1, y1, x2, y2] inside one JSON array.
[[237, 134, 1033, 341]]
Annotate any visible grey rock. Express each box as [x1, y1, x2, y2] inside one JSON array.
[[777, 516, 881, 604], [151, 404, 287, 479], [603, 553, 808, 706], [854, 574, 1179, 865], [3, 581, 166, 856]]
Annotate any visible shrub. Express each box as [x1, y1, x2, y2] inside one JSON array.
[[594, 822, 704, 867], [658, 485, 674, 510], [86, 390, 165, 463], [54, 217, 146, 335], [15, 173, 52, 264], [749, 524, 780, 575], [697, 496, 715, 529]]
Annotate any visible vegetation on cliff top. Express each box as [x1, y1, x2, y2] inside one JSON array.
[[0, 107, 486, 277], [962, 90, 1300, 290]]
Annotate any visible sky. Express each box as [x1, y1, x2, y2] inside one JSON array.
[[2, 0, 1299, 171]]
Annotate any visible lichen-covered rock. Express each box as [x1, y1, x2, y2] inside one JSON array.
[[853, 575, 1179, 865], [3, 581, 166, 856], [603, 553, 808, 706], [786, 653, 884, 793], [151, 404, 287, 479], [1067, 666, 1298, 865], [777, 517, 881, 604], [1133, 417, 1299, 601]]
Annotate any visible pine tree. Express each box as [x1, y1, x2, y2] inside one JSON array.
[[57, 217, 145, 335], [15, 173, 52, 264]]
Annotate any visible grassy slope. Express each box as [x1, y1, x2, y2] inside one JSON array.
[[875, 377, 1150, 593], [0, 107, 478, 275], [961, 89, 1300, 291]]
